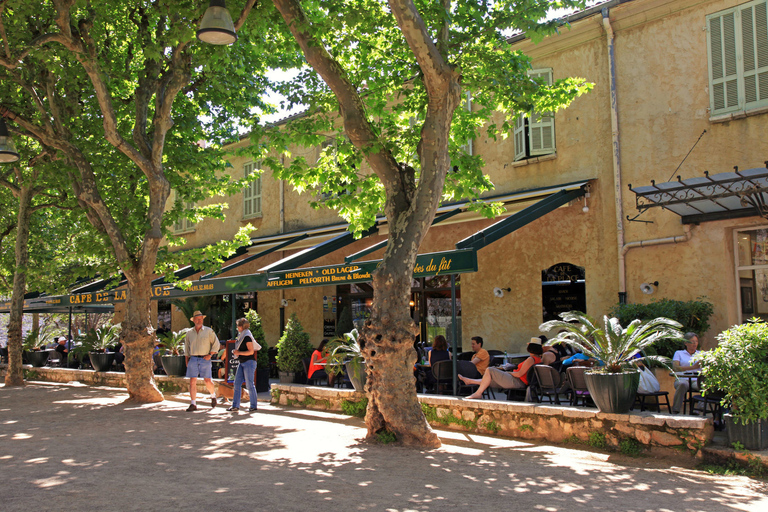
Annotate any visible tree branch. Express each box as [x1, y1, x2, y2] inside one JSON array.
[[234, 0, 259, 31]]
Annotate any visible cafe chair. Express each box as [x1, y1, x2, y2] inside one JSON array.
[[533, 364, 569, 404], [302, 357, 328, 386], [692, 375, 727, 429], [632, 391, 671, 413], [456, 360, 493, 399], [566, 366, 592, 407]]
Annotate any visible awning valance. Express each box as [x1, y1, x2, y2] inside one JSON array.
[[630, 167, 768, 223]]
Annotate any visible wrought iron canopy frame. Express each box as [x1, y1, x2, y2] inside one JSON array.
[[630, 166, 768, 221]]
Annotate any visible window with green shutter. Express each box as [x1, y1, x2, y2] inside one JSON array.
[[513, 68, 556, 161], [708, 0, 768, 116], [243, 161, 262, 218]]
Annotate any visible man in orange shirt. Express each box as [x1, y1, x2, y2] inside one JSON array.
[[470, 336, 490, 375]]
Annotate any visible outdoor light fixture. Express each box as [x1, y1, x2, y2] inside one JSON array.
[[640, 281, 659, 295], [493, 287, 512, 298], [197, 0, 237, 45], [0, 118, 20, 163]]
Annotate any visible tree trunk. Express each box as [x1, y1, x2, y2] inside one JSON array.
[[5, 186, 32, 387], [122, 272, 163, 403]]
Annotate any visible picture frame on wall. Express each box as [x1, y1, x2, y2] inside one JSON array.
[[741, 286, 754, 315], [755, 269, 768, 314]]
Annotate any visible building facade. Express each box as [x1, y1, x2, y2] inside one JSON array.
[[158, 0, 768, 352]]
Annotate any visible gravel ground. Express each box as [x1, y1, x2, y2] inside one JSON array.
[[1, 382, 766, 512]]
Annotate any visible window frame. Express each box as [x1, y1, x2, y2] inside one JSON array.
[[243, 161, 262, 220], [173, 201, 196, 234], [513, 68, 556, 162]]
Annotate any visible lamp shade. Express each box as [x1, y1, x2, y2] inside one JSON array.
[[0, 118, 20, 164], [197, 0, 237, 45]]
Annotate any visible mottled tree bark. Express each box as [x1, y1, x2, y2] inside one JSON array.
[[4, 185, 32, 387], [273, 0, 460, 447]]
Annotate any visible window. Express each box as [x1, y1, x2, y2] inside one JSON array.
[[243, 161, 262, 218], [707, 0, 768, 116], [513, 68, 555, 161], [173, 201, 196, 234]]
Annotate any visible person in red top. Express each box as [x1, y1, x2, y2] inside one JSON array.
[[459, 338, 544, 400], [307, 339, 329, 380]]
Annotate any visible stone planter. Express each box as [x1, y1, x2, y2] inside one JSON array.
[[25, 350, 50, 368], [584, 370, 640, 414], [161, 355, 187, 377], [346, 360, 366, 392], [725, 414, 768, 451], [89, 352, 115, 372]]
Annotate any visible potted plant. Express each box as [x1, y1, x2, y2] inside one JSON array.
[[275, 313, 313, 383], [158, 330, 187, 377], [79, 325, 121, 372], [22, 327, 55, 367], [327, 328, 366, 392], [541, 311, 682, 413], [697, 319, 768, 450], [244, 310, 270, 392]]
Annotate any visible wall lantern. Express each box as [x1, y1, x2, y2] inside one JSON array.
[[0, 118, 20, 163], [197, 0, 237, 45], [640, 281, 659, 295]]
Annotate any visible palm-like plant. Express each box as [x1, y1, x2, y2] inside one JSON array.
[[158, 330, 187, 355], [326, 328, 364, 380], [540, 311, 683, 373], [22, 325, 56, 351]]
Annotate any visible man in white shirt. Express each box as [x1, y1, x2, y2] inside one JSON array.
[[184, 310, 221, 412], [672, 332, 701, 414]]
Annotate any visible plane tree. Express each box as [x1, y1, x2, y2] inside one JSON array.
[[260, 0, 592, 446], [0, 0, 301, 400]]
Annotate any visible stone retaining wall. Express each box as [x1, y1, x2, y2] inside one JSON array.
[[271, 384, 714, 456], [20, 365, 218, 395]]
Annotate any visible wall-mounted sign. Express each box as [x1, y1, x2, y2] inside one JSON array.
[[541, 262, 586, 323]]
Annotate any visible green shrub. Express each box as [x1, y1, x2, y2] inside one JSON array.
[[619, 438, 643, 457], [588, 431, 607, 449], [698, 319, 768, 425], [376, 429, 398, 444], [244, 309, 269, 369], [341, 398, 368, 418], [275, 313, 313, 373], [610, 298, 713, 358]]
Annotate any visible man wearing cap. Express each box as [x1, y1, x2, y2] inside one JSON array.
[[184, 310, 221, 412], [54, 336, 70, 367]]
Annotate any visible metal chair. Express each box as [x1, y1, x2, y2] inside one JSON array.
[[533, 364, 569, 404], [692, 375, 727, 428], [633, 391, 671, 413], [456, 360, 493, 398], [566, 366, 592, 407], [302, 357, 328, 386], [431, 360, 455, 394]]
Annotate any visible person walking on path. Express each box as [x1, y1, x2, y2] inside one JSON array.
[[227, 318, 261, 413], [184, 310, 221, 412]]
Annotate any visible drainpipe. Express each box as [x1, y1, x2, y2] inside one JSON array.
[[603, 8, 627, 302], [622, 224, 693, 257]]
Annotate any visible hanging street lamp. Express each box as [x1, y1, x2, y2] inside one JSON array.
[[197, 0, 238, 45], [0, 118, 20, 163]]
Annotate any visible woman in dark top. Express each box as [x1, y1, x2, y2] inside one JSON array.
[[428, 335, 451, 366], [227, 318, 261, 413]]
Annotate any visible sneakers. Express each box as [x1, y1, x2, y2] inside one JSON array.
[[186, 404, 197, 412], [226, 406, 239, 412], [211, 397, 217, 408], [248, 407, 258, 412]]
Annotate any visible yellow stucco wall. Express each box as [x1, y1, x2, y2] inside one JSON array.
[[155, 0, 768, 353]]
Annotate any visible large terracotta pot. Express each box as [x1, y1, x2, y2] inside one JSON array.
[[584, 370, 640, 414]]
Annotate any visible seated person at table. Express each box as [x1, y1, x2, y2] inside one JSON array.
[[428, 335, 451, 366], [55, 336, 70, 366], [672, 332, 701, 414], [307, 339, 329, 381], [459, 338, 544, 400], [469, 336, 490, 375]]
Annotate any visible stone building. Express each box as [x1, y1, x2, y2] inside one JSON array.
[[153, 0, 768, 352]]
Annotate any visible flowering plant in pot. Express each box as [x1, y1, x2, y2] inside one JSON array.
[[540, 311, 682, 413], [697, 319, 768, 450]]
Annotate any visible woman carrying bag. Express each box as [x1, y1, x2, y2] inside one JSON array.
[[227, 318, 262, 413]]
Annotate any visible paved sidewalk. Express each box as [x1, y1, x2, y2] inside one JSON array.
[[1, 382, 766, 512]]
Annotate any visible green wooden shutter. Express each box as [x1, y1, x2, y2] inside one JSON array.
[[253, 171, 262, 215], [741, 1, 768, 108], [527, 69, 555, 156], [708, 10, 741, 114]]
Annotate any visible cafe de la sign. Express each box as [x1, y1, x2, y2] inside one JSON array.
[[6, 0, 768, 353]]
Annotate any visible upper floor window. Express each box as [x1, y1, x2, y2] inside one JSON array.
[[707, 0, 768, 116], [173, 201, 196, 234], [243, 161, 262, 218], [513, 68, 555, 161]]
